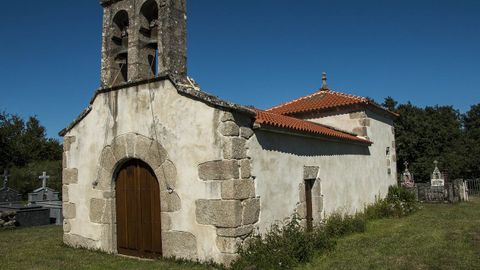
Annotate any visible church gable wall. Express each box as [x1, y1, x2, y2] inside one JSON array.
[[61, 80, 255, 264]]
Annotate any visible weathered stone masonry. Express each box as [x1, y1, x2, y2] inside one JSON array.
[[350, 111, 397, 175], [94, 133, 196, 258], [62, 136, 77, 238], [197, 111, 259, 264], [350, 111, 370, 139], [63, 132, 197, 258], [100, 0, 187, 87]]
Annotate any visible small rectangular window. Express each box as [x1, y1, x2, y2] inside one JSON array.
[[386, 147, 390, 156], [304, 180, 314, 231]]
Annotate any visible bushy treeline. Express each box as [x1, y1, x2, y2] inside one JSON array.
[[231, 186, 417, 270], [383, 98, 480, 181], [0, 111, 62, 197]]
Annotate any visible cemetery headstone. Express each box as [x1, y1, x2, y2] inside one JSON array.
[[0, 170, 21, 203], [431, 161, 445, 187], [27, 172, 63, 225], [401, 161, 415, 188]]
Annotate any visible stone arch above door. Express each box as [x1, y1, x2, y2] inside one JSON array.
[[93, 133, 181, 215]]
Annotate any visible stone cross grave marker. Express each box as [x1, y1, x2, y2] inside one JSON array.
[[401, 161, 415, 188], [29, 171, 59, 202], [27, 171, 62, 225], [39, 172, 49, 190]]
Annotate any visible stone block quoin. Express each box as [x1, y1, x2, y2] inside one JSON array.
[[62, 135, 78, 239], [195, 110, 259, 260], [349, 111, 370, 138]]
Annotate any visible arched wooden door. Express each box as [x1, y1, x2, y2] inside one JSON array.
[[116, 159, 162, 258]]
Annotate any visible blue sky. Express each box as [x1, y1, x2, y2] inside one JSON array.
[[0, 0, 479, 139]]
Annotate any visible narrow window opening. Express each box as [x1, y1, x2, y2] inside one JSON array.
[[305, 179, 314, 231]]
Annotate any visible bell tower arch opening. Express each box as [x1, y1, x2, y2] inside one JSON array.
[[110, 10, 129, 85], [139, 0, 159, 77], [100, 0, 187, 87]]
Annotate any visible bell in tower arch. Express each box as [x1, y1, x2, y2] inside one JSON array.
[[100, 0, 187, 88]]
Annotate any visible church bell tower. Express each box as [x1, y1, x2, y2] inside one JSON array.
[[100, 0, 187, 87]]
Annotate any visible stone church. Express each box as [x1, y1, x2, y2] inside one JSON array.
[[60, 0, 398, 265]]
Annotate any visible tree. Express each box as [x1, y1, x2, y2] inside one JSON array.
[[0, 111, 62, 197], [393, 102, 467, 181], [383, 96, 398, 112], [464, 104, 480, 178], [0, 112, 61, 169]]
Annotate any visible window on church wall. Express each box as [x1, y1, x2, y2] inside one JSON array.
[[111, 10, 130, 84], [139, 0, 159, 77]]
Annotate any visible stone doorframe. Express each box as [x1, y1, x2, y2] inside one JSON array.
[[297, 166, 324, 226], [91, 133, 182, 254]]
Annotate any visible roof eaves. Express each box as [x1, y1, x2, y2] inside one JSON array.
[[59, 106, 92, 137], [255, 110, 372, 145], [253, 122, 372, 146]]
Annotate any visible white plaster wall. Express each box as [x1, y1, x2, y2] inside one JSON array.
[[249, 110, 397, 233], [307, 112, 359, 134], [65, 80, 225, 262]]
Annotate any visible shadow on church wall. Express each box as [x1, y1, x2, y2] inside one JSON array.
[[255, 131, 370, 157]]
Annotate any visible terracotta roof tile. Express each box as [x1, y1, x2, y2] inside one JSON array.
[[255, 109, 371, 144], [267, 89, 394, 116]]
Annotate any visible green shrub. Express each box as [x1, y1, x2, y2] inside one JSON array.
[[232, 214, 364, 269], [232, 216, 314, 270], [310, 229, 336, 251], [324, 213, 367, 238], [231, 185, 416, 269], [364, 185, 418, 219]]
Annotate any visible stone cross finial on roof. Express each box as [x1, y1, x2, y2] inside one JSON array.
[[39, 172, 50, 190], [321, 72, 329, 90], [2, 170, 9, 190], [404, 161, 409, 170]]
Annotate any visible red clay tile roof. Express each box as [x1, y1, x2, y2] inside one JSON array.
[[255, 109, 372, 144], [267, 89, 396, 117]]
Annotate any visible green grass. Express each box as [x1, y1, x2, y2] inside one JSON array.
[[1, 198, 479, 270], [0, 227, 216, 270], [299, 197, 480, 270]]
